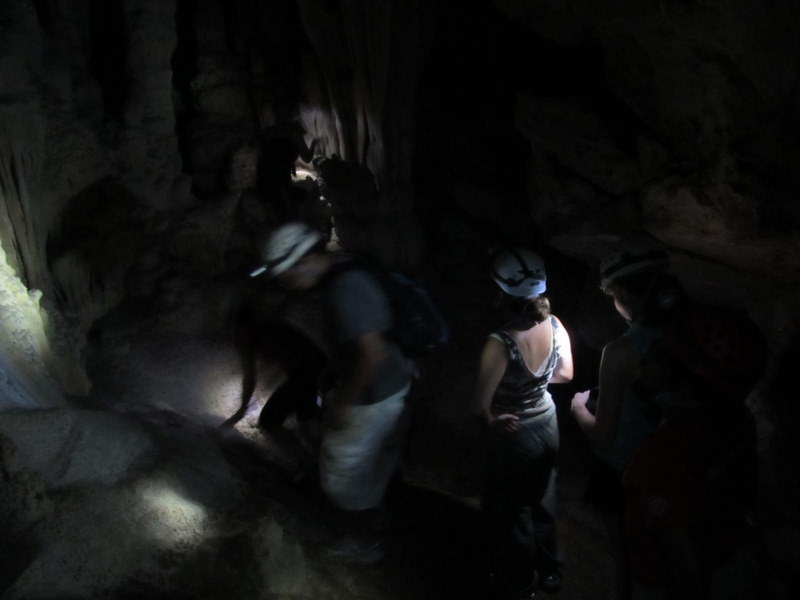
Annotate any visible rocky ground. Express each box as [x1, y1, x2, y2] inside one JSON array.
[[0, 277, 625, 599], [4, 266, 784, 599]]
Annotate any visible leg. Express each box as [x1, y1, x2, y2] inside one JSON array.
[[257, 321, 326, 428], [482, 426, 553, 597], [532, 467, 561, 584]]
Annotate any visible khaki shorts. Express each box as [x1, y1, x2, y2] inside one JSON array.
[[319, 385, 410, 511]]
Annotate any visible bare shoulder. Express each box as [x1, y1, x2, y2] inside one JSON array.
[[483, 334, 507, 356], [550, 315, 570, 332]]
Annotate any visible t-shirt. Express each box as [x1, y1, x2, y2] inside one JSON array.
[[326, 268, 413, 405], [597, 322, 661, 472]]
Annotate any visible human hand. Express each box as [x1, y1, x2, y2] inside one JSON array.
[[491, 413, 520, 433], [571, 390, 591, 415]]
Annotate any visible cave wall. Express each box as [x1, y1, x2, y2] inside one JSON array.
[[1, 0, 799, 593], [0, 0, 445, 413], [498, 0, 800, 264], [2, 1, 797, 394]]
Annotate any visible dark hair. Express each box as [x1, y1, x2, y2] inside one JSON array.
[[501, 294, 551, 331], [610, 271, 686, 325]]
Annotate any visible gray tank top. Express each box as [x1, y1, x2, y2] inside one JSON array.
[[489, 316, 560, 418]]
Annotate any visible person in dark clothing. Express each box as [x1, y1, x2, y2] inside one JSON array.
[[252, 319, 327, 429], [570, 236, 676, 600], [221, 299, 328, 477], [251, 221, 415, 564], [474, 248, 574, 599], [571, 234, 761, 599]]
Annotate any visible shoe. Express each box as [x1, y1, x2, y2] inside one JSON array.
[[538, 571, 562, 592], [321, 535, 385, 565]]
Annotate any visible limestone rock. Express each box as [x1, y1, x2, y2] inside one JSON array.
[[516, 94, 640, 196], [643, 180, 758, 241], [0, 408, 158, 489], [167, 193, 240, 275]]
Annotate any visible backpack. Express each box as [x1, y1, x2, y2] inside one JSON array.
[[376, 270, 450, 358], [325, 259, 450, 358]]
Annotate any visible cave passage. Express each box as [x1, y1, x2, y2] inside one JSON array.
[[2, 1, 799, 599]]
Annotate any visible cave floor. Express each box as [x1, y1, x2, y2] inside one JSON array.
[[54, 259, 775, 600], [80, 315, 620, 600]]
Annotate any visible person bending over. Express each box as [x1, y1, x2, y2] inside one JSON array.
[[252, 221, 414, 564]]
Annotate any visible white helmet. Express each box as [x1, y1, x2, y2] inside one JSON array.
[[599, 235, 669, 290], [250, 222, 321, 277], [492, 248, 547, 298]]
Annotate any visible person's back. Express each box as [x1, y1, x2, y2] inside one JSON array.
[[489, 315, 569, 420], [571, 235, 762, 598], [594, 322, 662, 472], [320, 264, 412, 407], [570, 236, 681, 599], [475, 248, 574, 597], [571, 237, 676, 470], [512, 322, 554, 369]]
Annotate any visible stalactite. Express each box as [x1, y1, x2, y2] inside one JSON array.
[[294, 0, 439, 270], [0, 138, 47, 290], [0, 242, 64, 410]]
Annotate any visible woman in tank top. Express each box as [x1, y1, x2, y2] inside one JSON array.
[[474, 248, 573, 599]]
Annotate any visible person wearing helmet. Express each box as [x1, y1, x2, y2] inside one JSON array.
[[475, 247, 574, 598], [570, 236, 676, 477], [251, 221, 414, 563], [574, 236, 762, 599], [570, 235, 685, 599]]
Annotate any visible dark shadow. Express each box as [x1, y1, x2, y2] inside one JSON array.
[[88, 0, 127, 120], [0, 538, 37, 596]]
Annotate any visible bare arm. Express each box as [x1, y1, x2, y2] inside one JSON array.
[[549, 316, 574, 384], [475, 337, 506, 422], [572, 337, 637, 448], [474, 337, 520, 431]]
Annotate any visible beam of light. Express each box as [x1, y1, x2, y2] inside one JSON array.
[[0, 242, 65, 409], [291, 167, 317, 182], [137, 479, 208, 546]]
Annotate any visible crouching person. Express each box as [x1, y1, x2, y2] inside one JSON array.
[[253, 222, 414, 563]]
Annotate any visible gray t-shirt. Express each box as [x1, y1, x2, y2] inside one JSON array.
[[327, 267, 412, 405]]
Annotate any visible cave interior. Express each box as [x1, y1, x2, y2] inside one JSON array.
[[1, 0, 799, 598]]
